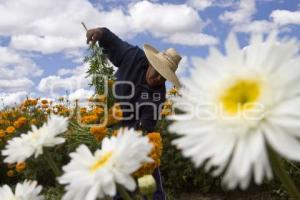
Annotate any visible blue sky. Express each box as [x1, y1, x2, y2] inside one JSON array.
[[0, 0, 299, 107]]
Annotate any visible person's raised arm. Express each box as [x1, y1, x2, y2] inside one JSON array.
[[86, 27, 134, 67]]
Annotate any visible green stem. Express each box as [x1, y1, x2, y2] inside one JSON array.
[[268, 145, 300, 200], [117, 185, 133, 200], [146, 194, 153, 200], [44, 148, 61, 177]]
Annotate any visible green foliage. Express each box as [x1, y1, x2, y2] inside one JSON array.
[[84, 44, 115, 95]]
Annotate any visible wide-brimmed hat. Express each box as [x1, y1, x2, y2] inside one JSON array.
[[143, 44, 182, 88]]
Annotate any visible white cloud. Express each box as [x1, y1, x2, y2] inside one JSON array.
[[130, 1, 203, 37], [233, 20, 277, 33], [67, 88, 94, 101], [0, 46, 43, 92], [10, 34, 85, 54], [220, 0, 256, 24], [164, 32, 218, 46], [0, 78, 33, 92], [0, 91, 27, 109], [270, 10, 300, 25], [37, 64, 90, 98], [219, 0, 279, 34], [187, 0, 214, 10], [0, 47, 42, 79], [0, 0, 215, 53]]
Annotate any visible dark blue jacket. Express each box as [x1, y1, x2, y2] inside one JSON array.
[[98, 28, 166, 132]]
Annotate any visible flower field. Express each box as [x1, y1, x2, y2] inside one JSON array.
[[1, 33, 300, 200]]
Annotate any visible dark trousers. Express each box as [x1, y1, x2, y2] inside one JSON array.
[[113, 168, 166, 200]]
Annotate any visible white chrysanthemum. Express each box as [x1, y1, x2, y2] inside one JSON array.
[[2, 114, 68, 163], [0, 180, 43, 200], [59, 128, 152, 200], [169, 33, 300, 189]]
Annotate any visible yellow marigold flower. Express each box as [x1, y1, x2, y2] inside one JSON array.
[[161, 109, 171, 117], [164, 100, 173, 109], [168, 87, 178, 96], [134, 132, 163, 178], [92, 107, 104, 115], [0, 129, 5, 138], [6, 126, 16, 135], [31, 119, 37, 125], [41, 99, 48, 104], [90, 126, 107, 142], [16, 162, 26, 173], [6, 170, 14, 177]]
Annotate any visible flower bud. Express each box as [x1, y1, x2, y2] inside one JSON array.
[[138, 175, 157, 196]]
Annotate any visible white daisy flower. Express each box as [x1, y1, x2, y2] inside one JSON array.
[[0, 180, 43, 200], [2, 114, 68, 163], [59, 128, 152, 200], [169, 33, 300, 189]]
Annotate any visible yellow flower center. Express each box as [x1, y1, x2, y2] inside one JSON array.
[[90, 152, 113, 172], [219, 79, 262, 115]]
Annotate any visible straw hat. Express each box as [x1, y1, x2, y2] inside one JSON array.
[[143, 44, 182, 88]]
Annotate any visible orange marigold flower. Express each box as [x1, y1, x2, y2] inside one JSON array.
[[0, 129, 5, 138], [81, 115, 98, 124], [16, 162, 26, 173], [90, 126, 107, 142], [13, 117, 27, 128], [92, 107, 104, 115], [80, 107, 87, 114], [6, 170, 14, 177], [89, 94, 106, 103], [6, 126, 16, 134], [134, 132, 163, 178], [41, 99, 48, 104]]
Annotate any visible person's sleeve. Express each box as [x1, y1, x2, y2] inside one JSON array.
[[98, 27, 134, 67]]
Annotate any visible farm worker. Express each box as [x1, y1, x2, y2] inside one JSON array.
[[86, 27, 182, 200]]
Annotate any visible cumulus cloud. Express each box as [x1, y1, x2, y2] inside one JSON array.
[[0, 78, 33, 92], [67, 88, 94, 101], [187, 0, 215, 10], [0, 47, 43, 79], [219, 0, 278, 34], [0, 91, 28, 109], [270, 10, 300, 25], [233, 20, 277, 33], [0, 0, 216, 53], [220, 0, 256, 24], [164, 32, 218, 46], [37, 64, 90, 98], [0, 46, 43, 92]]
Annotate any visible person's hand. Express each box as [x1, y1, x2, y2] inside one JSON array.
[[86, 28, 103, 45]]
